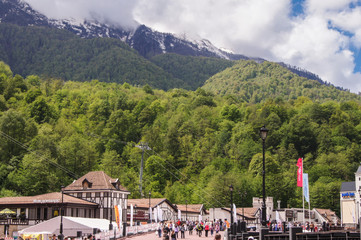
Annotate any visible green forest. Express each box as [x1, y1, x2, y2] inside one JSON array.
[[0, 58, 361, 217], [0, 23, 236, 91]]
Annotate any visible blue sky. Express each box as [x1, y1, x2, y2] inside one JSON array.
[[26, 0, 361, 93]]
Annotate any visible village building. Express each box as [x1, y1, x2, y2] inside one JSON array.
[[340, 165, 361, 228], [0, 171, 130, 237], [127, 198, 177, 222], [176, 204, 207, 221]]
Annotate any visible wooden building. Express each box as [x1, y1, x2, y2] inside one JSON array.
[[0, 171, 130, 237]]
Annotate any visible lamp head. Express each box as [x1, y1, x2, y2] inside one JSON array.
[[229, 185, 234, 192], [260, 125, 269, 141]]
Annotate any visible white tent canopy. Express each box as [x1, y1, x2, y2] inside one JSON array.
[[19, 216, 116, 236]]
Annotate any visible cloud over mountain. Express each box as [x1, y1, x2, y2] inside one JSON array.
[[24, 0, 361, 93]]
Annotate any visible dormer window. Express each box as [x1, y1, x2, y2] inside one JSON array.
[[82, 178, 92, 189], [111, 179, 120, 190]]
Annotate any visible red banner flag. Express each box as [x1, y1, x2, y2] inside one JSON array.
[[114, 205, 120, 229], [297, 158, 303, 187]]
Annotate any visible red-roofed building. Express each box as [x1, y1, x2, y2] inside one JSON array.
[[63, 171, 130, 220], [0, 171, 130, 237]]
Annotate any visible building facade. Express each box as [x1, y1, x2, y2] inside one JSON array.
[[340, 165, 361, 228], [63, 171, 130, 222], [0, 171, 130, 237]]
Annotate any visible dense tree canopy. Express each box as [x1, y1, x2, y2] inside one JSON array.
[[0, 61, 360, 218]]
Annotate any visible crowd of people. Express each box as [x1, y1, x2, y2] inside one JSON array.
[[157, 219, 228, 240]]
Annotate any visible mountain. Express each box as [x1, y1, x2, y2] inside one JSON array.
[[0, 0, 337, 90], [202, 60, 360, 103], [0, 0, 255, 61], [0, 23, 185, 90]]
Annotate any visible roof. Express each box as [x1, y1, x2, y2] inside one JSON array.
[[127, 198, 168, 209], [356, 165, 361, 174], [314, 208, 340, 223], [222, 207, 258, 220], [64, 171, 128, 192], [237, 207, 259, 219], [18, 216, 116, 235], [0, 192, 97, 206], [176, 204, 203, 214], [340, 182, 355, 192]]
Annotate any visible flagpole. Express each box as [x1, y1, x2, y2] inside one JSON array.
[[302, 158, 305, 231], [308, 200, 311, 229]]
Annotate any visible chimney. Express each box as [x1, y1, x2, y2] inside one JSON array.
[[277, 200, 281, 209]]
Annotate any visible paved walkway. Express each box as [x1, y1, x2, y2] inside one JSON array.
[[122, 231, 225, 240]]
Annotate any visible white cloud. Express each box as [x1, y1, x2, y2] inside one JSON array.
[[24, 0, 139, 29], [23, 0, 361, 93]]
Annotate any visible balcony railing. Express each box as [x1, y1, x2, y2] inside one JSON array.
[[0, 218, 29, 225]]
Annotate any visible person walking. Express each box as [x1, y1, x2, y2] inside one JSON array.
[[189, 222, 194, 235], [180, 224, 185, 238], [215, 234, 221, 240], [205, 222, 210, 237], [171, 230, 176, 240], [215, 223, 220, 234], [197, 223, 203, 237], [210, 222, 214, 236], [174, 225, 179, 238]]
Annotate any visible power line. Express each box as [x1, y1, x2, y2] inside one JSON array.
[[144, 147, 225, 208], [0, 130, 78, 179], [85, 132, 223, 207], [1, 129, 224, 207]]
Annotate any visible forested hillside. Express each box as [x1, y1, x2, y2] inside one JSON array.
[[150, 53, 236, 90], [1, 61, 361, 216], [203, 60, 360, 103], [0, 23, 241, 91], [0, 23, 182, 90]]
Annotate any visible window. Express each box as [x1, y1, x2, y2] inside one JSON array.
[[37, 208, 41, 220], [104, 209, 108, 219], [44, 208, 48, 220], [76, 208, 79, 217], [86, 192, 91, 198], [104, 192, 109, 197], [95, 192, 100, 197], [77, 193, 82, 198], [52, 209, 59, 217]]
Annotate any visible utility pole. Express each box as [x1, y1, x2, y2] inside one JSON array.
[[135, 142, 151, 197]]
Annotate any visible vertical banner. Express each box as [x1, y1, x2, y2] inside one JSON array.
[[233, 204, 237, 222], [303, 173, 310, 203], [158, 206, 163, 221], [178, 209, 181, 220], [199, 214, 202, 222], [297, 158, 303, 187], [276, 210, 281, 224], [115, 205, 120, 229], [118, 205, 122, 226], [130, 204, 134, 226], [154, 207, 158, 223]]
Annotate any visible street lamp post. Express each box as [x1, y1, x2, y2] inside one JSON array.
[[242, 191, 247, 222], [230, 185, 234, 225], [148, 191, 151, 223], [260, 125, 269, 228], [134, 204, 137, 226], [185, 200, 188, 221], [59, 186, 64, 240], [109, 191, 113, 231]]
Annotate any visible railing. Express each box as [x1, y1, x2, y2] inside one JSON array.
[[0, 218, 29, 225]]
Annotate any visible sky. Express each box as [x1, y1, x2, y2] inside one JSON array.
[[24, 0, 361, 93]]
